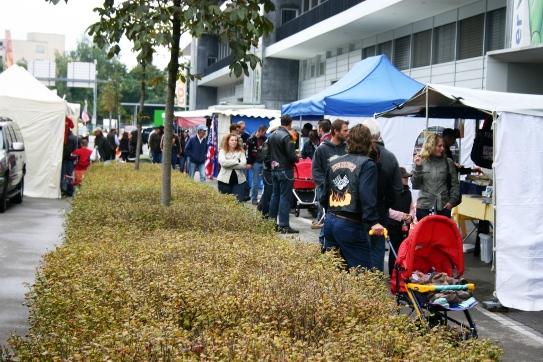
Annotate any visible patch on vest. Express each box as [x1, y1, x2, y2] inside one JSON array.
[[331, 161, 357, 172], [332, 175, 349, 190], [329, 191, 352, 207]]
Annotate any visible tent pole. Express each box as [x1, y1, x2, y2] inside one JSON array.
[[425, 86, 429, 130], [492, 111, 497, 275], [299, 115, 302, 131]]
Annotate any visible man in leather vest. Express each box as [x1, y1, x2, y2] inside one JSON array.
[[321, 124, 384, 269], [268, 115, 299, 234]]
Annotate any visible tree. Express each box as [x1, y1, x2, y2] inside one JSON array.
[[99, 82, 117, 122], [51, 0, 275, 206]]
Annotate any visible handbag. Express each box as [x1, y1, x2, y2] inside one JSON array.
[[90, 147, 101, 162]]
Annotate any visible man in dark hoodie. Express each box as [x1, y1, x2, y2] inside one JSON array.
[[312, 119, 349, 247], [362, 119, 402, 272]]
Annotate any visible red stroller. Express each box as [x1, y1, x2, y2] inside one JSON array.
[[291, 158, 318, 218], [390, 215, 478, 338]]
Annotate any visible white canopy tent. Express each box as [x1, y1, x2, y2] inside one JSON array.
[[380, 84, 543, 311], [0, 65, 68, 199]]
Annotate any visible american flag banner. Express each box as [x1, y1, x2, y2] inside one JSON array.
[[205, 114, 219, 179], [81, 100, 90, 123]]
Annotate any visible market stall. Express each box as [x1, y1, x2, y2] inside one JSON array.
[[0, 65, 69, 199], [281, 55, 423, 118], [379, 84, 543, 311]]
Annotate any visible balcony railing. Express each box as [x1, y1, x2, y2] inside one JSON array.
[[276, 0, 366, 42], [202, 55, 232, 77]]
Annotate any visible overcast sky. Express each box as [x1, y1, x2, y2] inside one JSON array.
[[0, 0, 174, 70]]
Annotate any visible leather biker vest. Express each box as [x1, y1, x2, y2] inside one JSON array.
[[327, 154, 371, 215]]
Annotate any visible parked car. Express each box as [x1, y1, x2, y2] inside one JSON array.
[[0, 117, 26, 213]]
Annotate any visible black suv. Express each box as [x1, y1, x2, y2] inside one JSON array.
[[0, 117, 26, 213]]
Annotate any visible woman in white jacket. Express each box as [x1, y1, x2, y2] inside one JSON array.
[[217, 133, 247, 201]]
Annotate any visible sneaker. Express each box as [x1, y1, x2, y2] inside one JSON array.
[[279, 226, 299, 234]]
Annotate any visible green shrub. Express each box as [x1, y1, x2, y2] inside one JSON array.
[[5, 164, 502, 361]]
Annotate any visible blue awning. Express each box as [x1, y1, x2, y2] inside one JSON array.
[[281, 55, 424, 118]]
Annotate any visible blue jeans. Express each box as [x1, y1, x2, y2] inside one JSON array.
[[268, 169, 294, 228], [151, 151, 162, 164], [178, 155, 187, 172], [171, 152, 178, 170], [218, 181, 245, 201], [189, 162, 206, 182], [258, 169, 273, 216], [369, 235, 385, 272], [323, 213, 372, 269], [250, 162, 263, 203]]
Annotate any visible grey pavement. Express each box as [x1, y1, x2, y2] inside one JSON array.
[[0, 197, 69, 346]]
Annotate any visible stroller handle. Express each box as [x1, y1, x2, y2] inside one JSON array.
[[369, 228, 389, 238]]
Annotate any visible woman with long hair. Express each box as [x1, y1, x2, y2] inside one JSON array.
[[217, 133, 247, 201], [412, 133, 460, 221], [119, 131, 129, 162]]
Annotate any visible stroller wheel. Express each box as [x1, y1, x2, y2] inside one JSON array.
[[295, 208, 300, 217], [309, 206, 318, 219]]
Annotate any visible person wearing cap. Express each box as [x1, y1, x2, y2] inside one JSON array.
[[185, 125, 209, 182], [442, 128, 480, 175], [387, 167, 416, 275]]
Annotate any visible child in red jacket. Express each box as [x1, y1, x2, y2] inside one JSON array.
[[71, 138, 93, 186]]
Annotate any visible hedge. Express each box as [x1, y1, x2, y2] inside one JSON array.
[[4, 164, 502, 361]]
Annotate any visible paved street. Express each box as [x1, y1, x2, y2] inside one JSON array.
[[1, 195, 542, 361], [0, 197, 69, 345]]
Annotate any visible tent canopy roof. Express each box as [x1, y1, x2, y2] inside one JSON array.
[[175, 107, 280, 119], [378, 84, 543, 119], [281, 55, 423, 118], [0, 65, 66, 104]]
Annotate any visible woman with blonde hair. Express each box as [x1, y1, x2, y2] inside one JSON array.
[[217, 133, 247, 201], [412, 132, 459, 221]]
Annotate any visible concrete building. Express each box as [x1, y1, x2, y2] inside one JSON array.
[[2, 32, 65, 65], [188, 0, 543, 111]]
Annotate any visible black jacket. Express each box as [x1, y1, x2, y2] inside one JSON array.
[[268, 127, 298, 170], [322, 153, 379, 225], [246, 134, 267, 164], [312, 140, 347, 187], [375, 142, 403, 223]]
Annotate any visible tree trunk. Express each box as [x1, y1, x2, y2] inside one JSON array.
[[161, 0, 182, 206], [134, 62, 146, 171]]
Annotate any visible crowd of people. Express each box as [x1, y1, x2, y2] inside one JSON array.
[[61, 115, 470, 273]]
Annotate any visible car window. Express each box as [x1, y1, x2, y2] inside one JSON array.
[[0, 128, 4, 149], [5, 126, 14, 148], [13, 125, 24, 143]]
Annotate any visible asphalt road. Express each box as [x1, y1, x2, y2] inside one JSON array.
[[1, 194, 542, 361]]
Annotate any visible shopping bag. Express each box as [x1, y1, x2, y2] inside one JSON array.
[[90, 147, 101, 162]]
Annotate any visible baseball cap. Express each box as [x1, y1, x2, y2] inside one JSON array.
[[196, 125, 207, 132]]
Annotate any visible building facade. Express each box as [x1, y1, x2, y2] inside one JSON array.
[[189, 0, 543, 111]]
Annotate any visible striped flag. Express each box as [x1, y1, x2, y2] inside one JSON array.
[[205, 114, 219, 179], [4, 30, 14, 68]]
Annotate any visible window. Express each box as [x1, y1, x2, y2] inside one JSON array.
[[303, 0, 309, 12], [412, 30, 431, 67], [485, 7, 506, 52], [348, 43, 355, 52], [432, 22, 455, 64], [36, 45, 45, 54], [393, 36, 411, 70], [310, 63, 316, 78], [301, 60, 308, 80], [319, 61, 325, 76], [281, 8, 298, 25], [362, 46, 375, 59], [326, 50, 332, 58], [457, 14, 484, 60], [336, 47, 343, 56], [207, 56, 217, 67], [311, 0, 318, 8], [377, 41, 392, 60]]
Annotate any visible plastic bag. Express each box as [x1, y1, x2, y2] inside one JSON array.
[[90, 147, 101, 162]]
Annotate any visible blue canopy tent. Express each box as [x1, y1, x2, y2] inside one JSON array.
[[281, 55, 424, 118]]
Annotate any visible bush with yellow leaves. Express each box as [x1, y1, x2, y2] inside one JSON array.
[[4, 164, 502, 361]]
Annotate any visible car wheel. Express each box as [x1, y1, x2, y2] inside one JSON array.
[[0, 179, 7, 213], [12, 177, 24, 204]]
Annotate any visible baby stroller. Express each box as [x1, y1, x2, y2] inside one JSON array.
[[390, 215, 478, 339], [291, 158, 318, 218]]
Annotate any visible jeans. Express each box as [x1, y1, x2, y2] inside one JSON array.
[[189, 162, 206, 182], [171, 152, 178, 170], [416, 208, 451, 221], [250, 162, 263, 203], [323, 213, 372, 269], [61, 160, 74, 196], [151, 151, 162, 164], [369, 234, 386, 272], [178, 155, 187, 172], [258, 169, 273, 216], [268, 169, 294, 227], [218, 181, 245, 201]]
